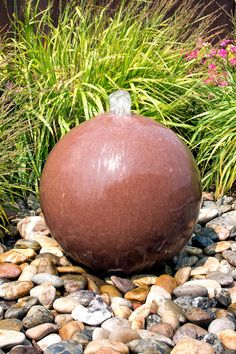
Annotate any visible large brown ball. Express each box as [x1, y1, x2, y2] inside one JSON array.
[[40, 94, 201, 273]]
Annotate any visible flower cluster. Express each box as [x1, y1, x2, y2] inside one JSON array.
[[184, 38, 236, 87]]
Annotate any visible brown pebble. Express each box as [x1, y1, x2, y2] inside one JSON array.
[[149, 323, 174, 338], [155, 274, 177, 294]]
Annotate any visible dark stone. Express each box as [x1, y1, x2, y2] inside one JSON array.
[[191, 297, 217, 310], [44, 340, 83, 354], [22, 305, 54, 329], [197, 227, 219, 242], [5, 297, 39, 320], [201, 333, 224, 354], [215, 289, 232, 307], [192, 235, 214, 248], [40, 96, 201, 273]]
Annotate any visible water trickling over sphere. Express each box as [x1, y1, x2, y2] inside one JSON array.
[[40, 91, 201, 273]]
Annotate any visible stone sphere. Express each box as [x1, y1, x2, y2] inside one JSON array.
[[40, 92, 201, 273]]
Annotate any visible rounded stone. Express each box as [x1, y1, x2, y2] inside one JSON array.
[[40, 98, 201, 273], [171, 337, 214, 353], [0, 263, 22, 279], [84, 339, 129, 354], [208, 318, 235, 335], [44, 340, 83, 354]]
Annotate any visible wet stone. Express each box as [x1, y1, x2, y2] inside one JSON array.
[[44, 340, 83, 354], [124, 286, 149, 302]]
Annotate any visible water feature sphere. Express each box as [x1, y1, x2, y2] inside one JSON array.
[[40, 91, 201, 273]]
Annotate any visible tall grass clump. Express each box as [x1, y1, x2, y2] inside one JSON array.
[[0, 0, 212, 197]]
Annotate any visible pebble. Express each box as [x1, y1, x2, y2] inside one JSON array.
[[215, 288, 232, 306], [62, 274, 87, 293], [208, 318, 235, 334], [146, 314, 162, 329], [171, 337, 215, 353], [173, 323, 207, 343], [18, 265, 37, 281], [56, 265, 86, 274], [0, 263, 22, 279], [185, 307, 212, 326], [206, 271, 233, 286], [67, 290, 96, 306], [204, 241, 232, 255], [17, 215, 50, 239], [124, 286, 149, 302], [37, 333, 61, 351], [198, 207, 219, 224], [5, 296, 38, 319], [173, 284, 208, 297], [111, 276, 135, 293], [148, 323, 173, 338], [26, 323, 58, 340], [182, 279, 221, 298], [109, 326, 140, 343], [132, 275, 158, 287], [32, 273, 64, 287], [218, 329, 236, 350], [44, 340, 83, 354], [100, 284, 122, 298], [222, 250, 236, 266], [30, 283, 56, 307], [192, 235, 214, 249], [0, 281, 33, 300], [129, 303, 151, 322], [84, 339, 129, 354], [22, 305, 54, 329], [59, 320, 84, 340], [145, 285, 171, 305], [207, 210, 236, 232], [202, 333, 224, 354], [0, 329, 25, 349], [127, 338, 171, 353], [137, 329, 174, 347], [174, 267, 191, 285], [72, 296, 112, 325], [54, 314, 73, 328], [155, 274, 177, 294], [53, 297, 81, 313], [93, 328, 110, 340], [14, 239, 41, 252], [0, 319, 22, 331], [111, 297, 132, 309], [157, 299, 185, 322], [102, 318, 131, 331], [0, 249, 35, 264]]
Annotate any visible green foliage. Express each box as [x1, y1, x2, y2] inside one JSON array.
[[4, 0, 234, 199]]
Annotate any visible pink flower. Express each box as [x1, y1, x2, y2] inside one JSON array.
[[185, 49, 199, 61], [208, 63, 217, 70], [208, 49, 217, 57], [230, 46, 236, 53], [218, 80, 229, 87], [218, 49, 227, 58], [229, 58, 236, 66], [220, 39, 233, 47]]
